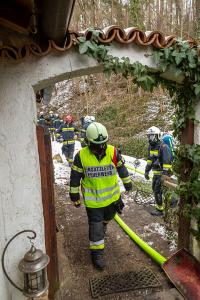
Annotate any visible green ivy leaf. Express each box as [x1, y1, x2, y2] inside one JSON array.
[[152, 51, 163, 64], [164, 48, 171, 59], [175, 54, 183, 65], [160, 62, 168, 72], [79, 42, 88, 54], [189, 63, 196, 69], [78, 36, 86, 43], [194, 84, 200, 96]]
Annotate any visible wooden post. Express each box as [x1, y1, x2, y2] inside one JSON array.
[[36, 125, 59, 300], [178, 119, 194, 250]]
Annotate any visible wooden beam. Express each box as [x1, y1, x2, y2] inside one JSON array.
[[36, 125, 59, 300], [178, 119, 194, 250]]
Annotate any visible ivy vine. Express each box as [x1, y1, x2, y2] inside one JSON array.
[[78, 30, 200, 240]]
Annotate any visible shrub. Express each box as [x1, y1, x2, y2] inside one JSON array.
[[114, 137, 148, 159]]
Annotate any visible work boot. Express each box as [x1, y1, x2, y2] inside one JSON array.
[[91, 251, 105, 270], [150, 210, 164, 216]]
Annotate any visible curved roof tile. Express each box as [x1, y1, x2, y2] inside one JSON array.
[[0, 26, 193, 61]]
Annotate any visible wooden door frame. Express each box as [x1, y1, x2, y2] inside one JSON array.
[[37, 125, 59, 300]]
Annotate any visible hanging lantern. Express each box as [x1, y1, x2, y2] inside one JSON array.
[[18, 245, 50, 298], [2, 230, 50, 298]]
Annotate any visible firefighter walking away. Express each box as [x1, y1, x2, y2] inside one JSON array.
[[69, 122, 132, 270], [57, 114, 78, 167], [144, 126, 172, 216]]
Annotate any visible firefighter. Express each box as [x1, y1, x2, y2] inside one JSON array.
[[37, 111, 46, 127], [48, 111, 56, 141], [69, 122, 132, 270], [53, 113, 63, 142], [144, 126, 172, 216], [57, 114, 78, 167], [80, 115, 95, 147]]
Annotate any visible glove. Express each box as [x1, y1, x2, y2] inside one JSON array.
[[124, 182, 132, 192], [114, 198, 124, 214], [145, 172, 150, 180], [74, 200, 81, 208]]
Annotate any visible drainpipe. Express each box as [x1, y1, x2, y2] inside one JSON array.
[[43, 85, 54, 105], [40, 0, 76, 46]]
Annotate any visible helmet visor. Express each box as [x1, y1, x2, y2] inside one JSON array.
[[147, 134, 157, 142], [93, 133, 108, 144]]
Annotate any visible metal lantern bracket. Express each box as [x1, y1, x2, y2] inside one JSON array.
[[1, 230, 37, 292]]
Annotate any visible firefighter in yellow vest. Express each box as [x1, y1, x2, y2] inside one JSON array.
[[69, 122, 132, 270]]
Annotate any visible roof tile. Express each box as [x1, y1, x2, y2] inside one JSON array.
[[0, 26, 194, 61]]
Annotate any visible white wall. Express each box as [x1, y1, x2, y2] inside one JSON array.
[[0, 65, 45, 300]]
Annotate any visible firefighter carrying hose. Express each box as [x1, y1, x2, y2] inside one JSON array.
[[145, 126, 172, 216], [69, 122, 132, 270]]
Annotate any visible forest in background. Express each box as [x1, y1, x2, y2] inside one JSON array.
[[40, 0, 200, 158], [70, 0, 200, 40]]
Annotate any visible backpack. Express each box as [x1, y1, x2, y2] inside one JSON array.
[[162, 134, 175, 161]]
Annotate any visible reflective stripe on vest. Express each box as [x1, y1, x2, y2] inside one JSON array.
[[163, 163, 172, 170], [153, 170, 162, 175], [62, 128, 74, 131], [150, 150, 159, 156], [80, 145, 120, 208], [63, 140, 75, 145]]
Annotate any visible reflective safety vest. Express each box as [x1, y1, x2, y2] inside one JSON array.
[[79, 145, 121, 208]]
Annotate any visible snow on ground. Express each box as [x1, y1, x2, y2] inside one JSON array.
[[52, 140, 82, 185], [140, 223, 177, 252]]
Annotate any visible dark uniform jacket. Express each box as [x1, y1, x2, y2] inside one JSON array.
[[69, 146, 132, 202], [145, 142, 172, 176], [48, 115, 55, 129], [37, 116, 46, 126], [53, 118, 63, 129], [57, 122, 78, 142]]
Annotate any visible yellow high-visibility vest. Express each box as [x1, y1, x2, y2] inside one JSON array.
[[80, 145, 120, 208]]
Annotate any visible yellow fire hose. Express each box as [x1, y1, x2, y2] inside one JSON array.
[[125, 164, 153, 179], [114, 213, 166, 265]]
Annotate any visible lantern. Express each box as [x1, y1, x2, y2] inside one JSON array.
[[1, 230, 50, 299], [18, 245, 50, 298]]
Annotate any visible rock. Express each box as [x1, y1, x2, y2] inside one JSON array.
[[53, 153, 63, 163]]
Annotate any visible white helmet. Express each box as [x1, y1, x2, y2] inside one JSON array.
[[86, 122, 108, 144], [84, 115, 91, 123], [84, 115, 95, 123], [147, 126, 161, 143], [90, 116, 95, 122]]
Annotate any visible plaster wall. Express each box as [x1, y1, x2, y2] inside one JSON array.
[[30, 44, 159, 90], [0, 66, 45, 300]]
